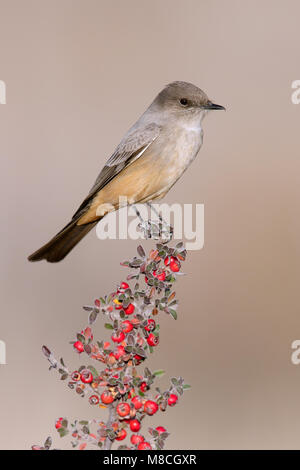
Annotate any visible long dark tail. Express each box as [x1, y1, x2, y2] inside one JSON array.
[[28, 219, 98, 263]]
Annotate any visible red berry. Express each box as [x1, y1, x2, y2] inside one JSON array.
[[168, 393, 178, 406], [55, 417, 63, 429], [120, 282, 129, 290], [147, 333, 159, 347], [71, 371, 81, 381], [124, 303, 135, 315], [128, 389, 133, 399], [140, 381, 148, 393], [156, 426, 166, 434], [80, 369, 93, 384], [121, 320, 133, 333], [144, 400, 158, 415], [153, 270, 166, 281], [164, 255, 174, 266], [131, 396, 143, 410], [101, 391, 114, 405], [129, 419, 141, 432], [138, 441, 152, 450], [116, 402, 131, 417], [115, 428, 127, 441], [131, 434, 144, 445], [73, 341, 84, 353], [114, 345, 126, 360], [134, 354, 144, 364], [89, 395, 99, 405], [169, 258, 180, 272], [111, 331, 125, 343], [144, 318, 156, 332]]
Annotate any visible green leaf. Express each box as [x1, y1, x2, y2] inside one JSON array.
[[153, 325, 160, 335], [89, 310, 98, 325], [42, 345, 51, 358], [104, 323, 113, 330], [183, 384, 192, 390], [153, 369, 165, 377], [77, 333, 85, 343], [44, 436, 52, 449], [57, 428, 69, 438], [137, 245, 145, 257], [168, 308, 177, 320], [135, 347, 146, 358], [87, 365, 99, 377], [132, 377, 140, 386], [82, 305, 94, 311]]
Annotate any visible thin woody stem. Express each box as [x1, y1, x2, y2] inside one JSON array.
[[103, 402, 117, 450], [147, 202, 163, 223], [133, 205, 145, 223]]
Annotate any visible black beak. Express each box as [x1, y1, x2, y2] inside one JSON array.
[[204, 101, 226, 111]]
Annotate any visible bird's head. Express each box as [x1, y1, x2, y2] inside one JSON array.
[[154, 81, 225, 121]]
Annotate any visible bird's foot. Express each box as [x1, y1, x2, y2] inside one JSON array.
[[137, 219, 173, 243]]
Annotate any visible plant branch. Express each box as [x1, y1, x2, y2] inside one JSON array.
[[103, 402, 117, 450]]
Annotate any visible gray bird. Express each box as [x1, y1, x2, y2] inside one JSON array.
[[28, 81, 225, 262]]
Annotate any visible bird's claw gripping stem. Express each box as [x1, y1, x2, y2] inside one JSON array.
[[137, 219, 173, 243]]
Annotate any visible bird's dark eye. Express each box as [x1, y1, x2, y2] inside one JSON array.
[[180, 98, 188, 106]]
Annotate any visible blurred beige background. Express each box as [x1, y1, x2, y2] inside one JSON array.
[[1, 0, 300, 450]]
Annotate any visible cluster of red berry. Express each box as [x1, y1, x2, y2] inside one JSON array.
[[36, 242, 190, 451]]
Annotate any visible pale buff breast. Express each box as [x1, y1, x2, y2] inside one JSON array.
[[77, 126, 203, 225]]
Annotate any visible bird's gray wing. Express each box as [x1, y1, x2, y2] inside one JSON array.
[[72, 122, 161, 219]]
